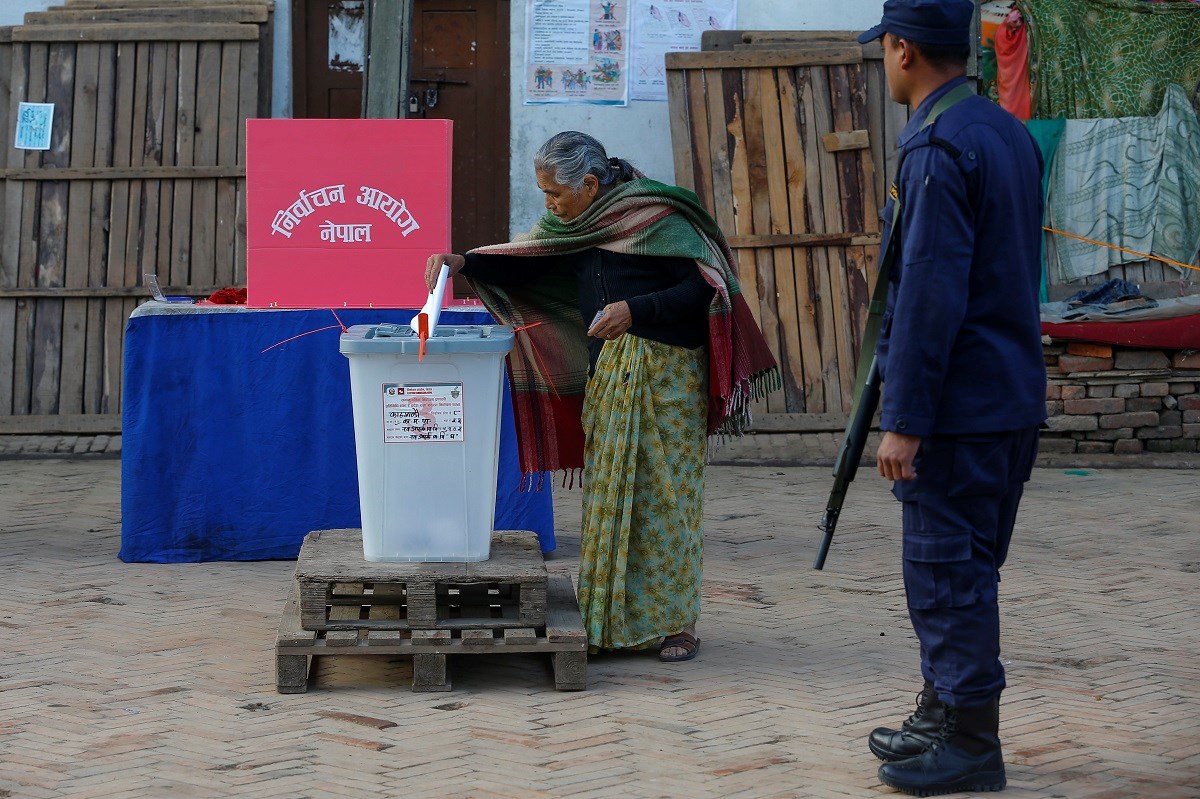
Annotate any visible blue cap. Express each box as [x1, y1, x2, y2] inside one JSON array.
[[857, 0, 973, 47]]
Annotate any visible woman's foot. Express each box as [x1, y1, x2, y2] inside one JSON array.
[[659, 626, 700, 662]]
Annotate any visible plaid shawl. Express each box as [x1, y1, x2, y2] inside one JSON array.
[[469, 178, 780, 476]]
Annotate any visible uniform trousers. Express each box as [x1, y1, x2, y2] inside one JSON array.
[[892, 427, 1040, 708]]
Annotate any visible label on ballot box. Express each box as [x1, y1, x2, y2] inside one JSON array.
[[382, 383, 465, 444]]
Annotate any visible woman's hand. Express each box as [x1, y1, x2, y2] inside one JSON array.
[[587, 301, 632, 340], [425, 253, 465, 292]]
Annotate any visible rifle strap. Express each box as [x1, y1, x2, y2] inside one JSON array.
[[848, 82, 974, 402]]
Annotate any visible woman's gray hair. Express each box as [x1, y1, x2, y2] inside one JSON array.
[[533, 131, 641, 190]]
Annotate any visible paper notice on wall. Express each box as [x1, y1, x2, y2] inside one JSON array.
[[14, 102, 54, 150], [525, 0, 629, 105], [630, 0, 737, 101]]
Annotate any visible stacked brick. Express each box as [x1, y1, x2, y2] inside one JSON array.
[[1041, 342, 1200, 455]]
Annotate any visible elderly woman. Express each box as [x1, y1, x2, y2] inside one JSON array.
[[426, 131, 777, 662]]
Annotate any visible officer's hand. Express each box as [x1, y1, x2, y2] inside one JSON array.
[[425, 254, 465, 292], [877, 432, 921, 481]]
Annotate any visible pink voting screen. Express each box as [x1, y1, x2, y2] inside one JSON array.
[[246, 118, 454, 309]]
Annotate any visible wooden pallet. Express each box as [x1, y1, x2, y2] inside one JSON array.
[[277, 529, 586, 693], [276, 573, 587, 693], [294, 529, 548, 632]]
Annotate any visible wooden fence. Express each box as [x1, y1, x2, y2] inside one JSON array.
[[667, 40, 912, 428], [0, 1, 271, 432]]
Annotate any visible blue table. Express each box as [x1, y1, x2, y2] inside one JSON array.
[[119, 302, 554, 562]]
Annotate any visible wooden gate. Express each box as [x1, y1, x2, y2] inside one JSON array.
[[0, 2, 271, 433], [667, 40, 905, 430]]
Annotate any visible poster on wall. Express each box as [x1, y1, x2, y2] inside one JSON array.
[[14, 102, 54, 150], [524, 0, 630, 105], [630, 0, 737, 101], [245, 119, 456, 309]]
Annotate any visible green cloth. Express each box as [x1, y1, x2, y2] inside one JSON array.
[[1018, 0, 1200, 119], [980, 44, 999, 106], [1045, 84, 1200, 282], [578, 335, 707, 651], [1026, 117, 1067, 301]]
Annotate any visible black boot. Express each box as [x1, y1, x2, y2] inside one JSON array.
[[869, 681, 946, 762], [877, 698, 1006, 797]]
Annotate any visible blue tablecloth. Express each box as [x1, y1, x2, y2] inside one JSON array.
[[119, 302, 554, 562]]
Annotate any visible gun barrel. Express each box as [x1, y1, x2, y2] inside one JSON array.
[[814, 358, 881, 570], [814, 506, 839, 570]]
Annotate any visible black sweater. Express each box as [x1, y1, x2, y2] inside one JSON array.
[[462, 248, 714, 370]]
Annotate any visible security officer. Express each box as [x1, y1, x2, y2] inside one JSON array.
[[858, 0, 1046, 795]]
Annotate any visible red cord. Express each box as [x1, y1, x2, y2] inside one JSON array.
[[260, 324, 344, 353]]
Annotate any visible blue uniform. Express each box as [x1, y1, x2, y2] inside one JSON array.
[[875, 77, 1047, 708]]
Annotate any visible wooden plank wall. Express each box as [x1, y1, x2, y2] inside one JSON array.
[[46, 0, 275, 118], [667, 45, 902, 428], [0, 3, 270, 429], [0, 27, 14, 421]]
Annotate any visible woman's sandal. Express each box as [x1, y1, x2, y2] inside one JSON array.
[[659, 631, 700, 662]]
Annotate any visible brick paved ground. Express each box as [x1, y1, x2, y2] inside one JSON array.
[[3, 431, 1200, 469], [0, 457, 1196, 799], [0, 435, 122, 458]]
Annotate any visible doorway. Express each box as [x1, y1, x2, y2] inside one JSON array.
[[292, 0, 511, 253], [293, 0, 366, 118]]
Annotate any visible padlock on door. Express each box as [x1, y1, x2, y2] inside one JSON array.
[[408, 94, 420, 115]]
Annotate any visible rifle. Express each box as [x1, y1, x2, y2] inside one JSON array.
[[814, 356, 881, 570], [812, 82, 973, 570]]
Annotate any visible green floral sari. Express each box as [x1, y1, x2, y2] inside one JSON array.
[[577, 334, 707, 650]]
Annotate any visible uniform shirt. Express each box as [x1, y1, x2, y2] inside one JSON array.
[[463, 248, 714, 370], [875, 76, 1047, 438]]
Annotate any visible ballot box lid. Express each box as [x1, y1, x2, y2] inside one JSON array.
[[339, 323, 515, 356]]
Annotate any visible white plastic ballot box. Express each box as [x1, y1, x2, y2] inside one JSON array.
[[339, 323, 515, 561]]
